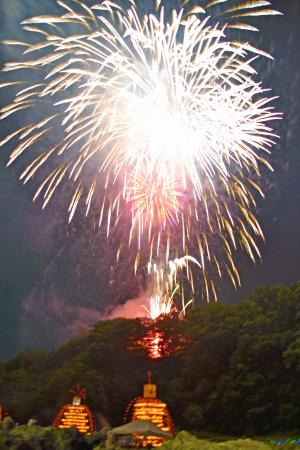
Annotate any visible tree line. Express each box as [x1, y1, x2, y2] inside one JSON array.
[[0, 281, 300, 436]]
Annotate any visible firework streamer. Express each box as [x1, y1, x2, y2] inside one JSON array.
[[0, 0, 281, 300]]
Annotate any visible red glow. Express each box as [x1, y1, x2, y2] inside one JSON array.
[[149, 331, 163, 359], [135, 318, 189, 359]]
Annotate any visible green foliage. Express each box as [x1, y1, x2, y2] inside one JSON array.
[[0, 424, 122, 449], [174, 282, 300, 434], [0, 425, 83, 450], [160, 432, 273, 450], [0, 426, 300, 450], [1, 416, 15, 431], [1, 281, 300, 436]]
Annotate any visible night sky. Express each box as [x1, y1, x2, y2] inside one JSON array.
[[0, 0, 299, 360]]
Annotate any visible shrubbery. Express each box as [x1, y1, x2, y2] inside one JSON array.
[[0, 424, 107, 450], [160, 431, 299, 450], [1, 427, 299, 450]]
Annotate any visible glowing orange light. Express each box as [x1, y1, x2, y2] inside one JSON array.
[[53, 385, 96, 434], [124, 373, 174, 447]]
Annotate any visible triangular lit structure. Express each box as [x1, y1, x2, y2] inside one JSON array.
[[124, 372, 174, 447], [53, 384, 96, 434]]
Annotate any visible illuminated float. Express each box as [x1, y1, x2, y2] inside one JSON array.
[[53, 384, 96, 434], [124, 372, 174, 447]]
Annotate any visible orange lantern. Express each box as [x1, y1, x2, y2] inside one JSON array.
[[53, 385, 96, 434], [124, 373, 174, 447]]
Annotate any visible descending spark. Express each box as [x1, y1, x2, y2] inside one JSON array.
[[0, 0, 281, 299], [143, 293, 174, 321], [143, 256, 200, 320]]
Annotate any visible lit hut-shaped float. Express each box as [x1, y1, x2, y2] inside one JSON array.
[[124, 372, 174, 447], [53, 385, 96, 434]]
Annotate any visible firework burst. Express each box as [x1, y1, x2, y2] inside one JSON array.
[[0, 0, 281, 300], [144, 256, 209, 320]]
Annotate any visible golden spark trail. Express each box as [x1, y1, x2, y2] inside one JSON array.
[[0, 0, 281, 300]]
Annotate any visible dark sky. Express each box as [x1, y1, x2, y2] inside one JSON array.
[[0, 0, 299, 360]]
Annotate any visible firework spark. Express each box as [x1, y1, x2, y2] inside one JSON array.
[[0, 0, 281, 300], [143, 294, 174, 321], [144, 256, 203, 320]]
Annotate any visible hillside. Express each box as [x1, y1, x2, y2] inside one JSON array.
[[1, 281, 300, 436]]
